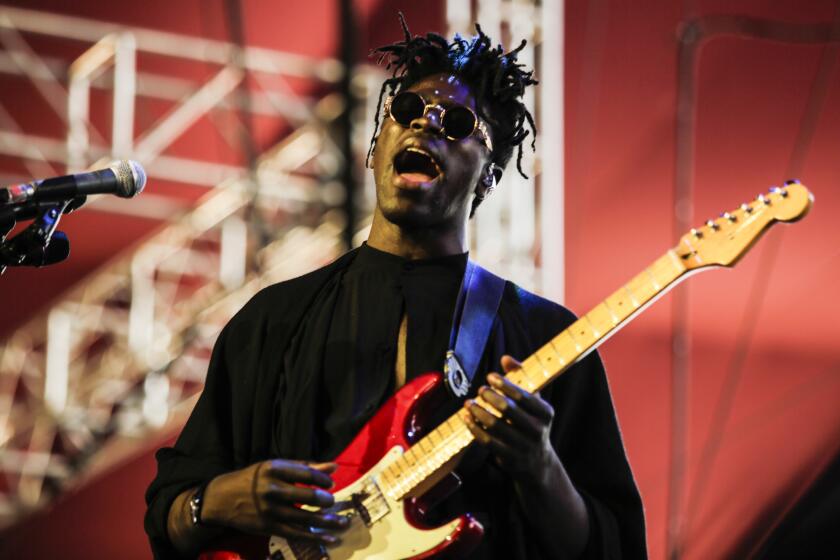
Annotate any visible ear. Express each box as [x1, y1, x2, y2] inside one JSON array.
[[490, 163, 503, 185], [470, 163, 500, 217], [479, 163, 501, 194]]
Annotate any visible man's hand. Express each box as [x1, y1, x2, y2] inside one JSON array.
[[462, 355, 590, 558], [201, 459, 349, 545], [462, 355, 557, 484]]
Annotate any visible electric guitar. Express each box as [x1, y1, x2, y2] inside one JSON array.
[[200, 183, 813, 560]]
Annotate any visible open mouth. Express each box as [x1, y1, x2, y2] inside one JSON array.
[[393, 147, 443, 184]]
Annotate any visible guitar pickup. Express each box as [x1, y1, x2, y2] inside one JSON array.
[[351, 478, 390, 527]]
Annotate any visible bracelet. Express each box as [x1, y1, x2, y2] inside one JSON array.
[[189, 481, 209, 527]]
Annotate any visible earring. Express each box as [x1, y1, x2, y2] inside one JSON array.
[[483, 170, 497, 196]]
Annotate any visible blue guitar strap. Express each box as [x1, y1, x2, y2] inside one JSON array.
[[444, 260, 506, 398]]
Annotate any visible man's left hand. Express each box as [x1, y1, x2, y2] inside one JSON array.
[[462, 355, 557, 484]]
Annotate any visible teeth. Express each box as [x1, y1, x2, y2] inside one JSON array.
[[405, 147, 442, 175]]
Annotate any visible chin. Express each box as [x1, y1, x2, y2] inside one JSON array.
[[379, 202, 440, 231]]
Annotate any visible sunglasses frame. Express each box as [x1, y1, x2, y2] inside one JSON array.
[[384, 91, 494, 153]]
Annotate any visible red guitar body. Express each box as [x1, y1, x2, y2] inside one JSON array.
[[200, 373, 483, 559]]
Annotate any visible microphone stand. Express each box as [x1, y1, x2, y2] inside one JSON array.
[[0, 199, 72, 275]]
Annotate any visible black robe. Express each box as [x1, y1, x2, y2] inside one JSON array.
[[145, 246, 647, 559]]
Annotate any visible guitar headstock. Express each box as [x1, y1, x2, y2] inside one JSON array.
[[675, 181, 813, 270]]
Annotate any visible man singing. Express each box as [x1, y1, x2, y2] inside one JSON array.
[[145, 18, 646, 559]]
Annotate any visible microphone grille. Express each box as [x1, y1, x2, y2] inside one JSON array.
[[110, 160, 147, 198]]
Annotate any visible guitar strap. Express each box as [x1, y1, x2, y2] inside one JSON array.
[[444, 260, 506, 398]]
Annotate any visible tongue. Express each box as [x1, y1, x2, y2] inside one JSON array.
[[400, 172, 434, 183]]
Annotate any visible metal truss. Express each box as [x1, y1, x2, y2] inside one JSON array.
[[446, 0, 564, 300], [0, 7, 347, 528], [0, 5, 342, 218]]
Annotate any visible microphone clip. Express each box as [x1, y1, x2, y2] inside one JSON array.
[[0, 199, 72, 274]]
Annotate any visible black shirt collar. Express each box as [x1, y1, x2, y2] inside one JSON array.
[[354, 242, 468, 276]]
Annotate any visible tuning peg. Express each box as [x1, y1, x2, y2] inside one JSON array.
[[783, 178, 800, 185], [722, 212, 736, 222], [771, 186, 788, 198], [758, 193, 770, 205], [691, 228, 703, 238], [741, 203, 753, 213], [706, 219, 719, 231]]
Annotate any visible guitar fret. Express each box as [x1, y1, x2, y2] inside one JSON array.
[[572, 319, 595, 348], [406, 446, 419, 464], [379, 470, 393, 490], [548, 338, 569, 366], [667, 249, 685, 273], [419, 437, 433, 453], [603, 299, 620, 324], [645, 267, 661, 290], [515, 370, 538, 392], [623, 285, 640, 307], [554, 331, 578, 358], [520, 356, 542, 383], [531, 353, 552, 379], [517, 360, 543, 392], [584, 314, 602, 338], [536, 344, 563, 375]]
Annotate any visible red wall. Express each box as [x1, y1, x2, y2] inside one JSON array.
[[2, 1, 839, 559], [565, 1, 840, 558]]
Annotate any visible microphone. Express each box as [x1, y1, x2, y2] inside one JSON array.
[[0, 160, 146, 206]]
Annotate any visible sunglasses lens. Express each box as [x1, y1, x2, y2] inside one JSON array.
[[390, 92, 425, 125], [442, 106, 477, 139]]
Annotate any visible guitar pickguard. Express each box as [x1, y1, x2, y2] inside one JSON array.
[[268, 446, 465, 560]]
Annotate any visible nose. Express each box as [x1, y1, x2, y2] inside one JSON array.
[[410, 109, 443, 135]]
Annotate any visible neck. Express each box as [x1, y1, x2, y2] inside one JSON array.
[[366, 209, 467, 260]]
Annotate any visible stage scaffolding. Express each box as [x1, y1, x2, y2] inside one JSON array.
[[0, 0, 558, 529], [447, 0, 564, 301], [0, 6, 346, 528]]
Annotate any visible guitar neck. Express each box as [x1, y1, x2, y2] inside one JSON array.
[[512, 248, 688, 393], [376, 248, 690, 501]]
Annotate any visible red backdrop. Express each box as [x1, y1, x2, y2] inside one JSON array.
[[1, 1, 839, 558]]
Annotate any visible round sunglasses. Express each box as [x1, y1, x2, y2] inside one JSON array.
[[384, 91, 494, 152]]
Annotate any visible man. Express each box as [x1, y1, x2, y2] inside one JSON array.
[[145, 19, 646, 559]]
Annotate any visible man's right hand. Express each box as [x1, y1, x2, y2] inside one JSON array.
[[201, 459, 350, 545]]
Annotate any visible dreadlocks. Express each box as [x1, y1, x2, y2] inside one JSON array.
[[367, 14, 538, 181]]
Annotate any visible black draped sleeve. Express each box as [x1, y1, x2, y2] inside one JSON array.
[[494, 283, 647, 559], [144, 320, 239, 559], [144, 252, 358, 559]]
